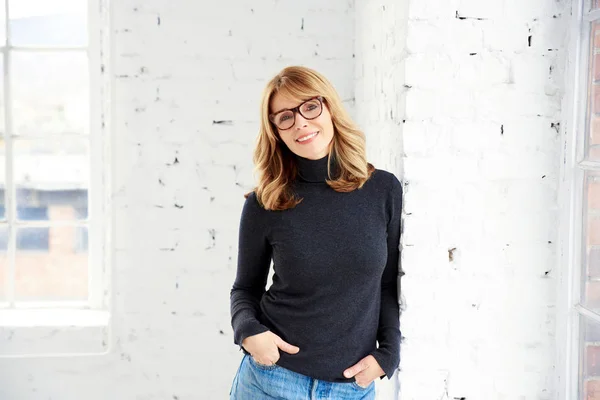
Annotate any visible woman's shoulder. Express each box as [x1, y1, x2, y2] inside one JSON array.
[[242, 190, 267, 214], [369, 168, 402, 191]]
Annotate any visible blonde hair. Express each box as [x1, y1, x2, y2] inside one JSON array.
[[247, 65, 375, 210]]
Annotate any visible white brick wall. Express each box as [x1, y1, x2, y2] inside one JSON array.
[[0, 0, 571, 399], [355, 2, 407, 178], [399, 0, 568, 399]]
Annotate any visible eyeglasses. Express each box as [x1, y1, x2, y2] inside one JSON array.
[[269, 96, 324, 130]]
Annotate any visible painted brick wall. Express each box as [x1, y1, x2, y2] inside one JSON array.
[[355, 3, 407, 178], [398, 0, 568, 399]]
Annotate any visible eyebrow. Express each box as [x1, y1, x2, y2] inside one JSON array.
[[271, 104, 296, 115], [271, 98, 306, 115]]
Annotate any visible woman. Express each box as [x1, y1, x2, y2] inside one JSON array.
[[229, 65, 403, 399]]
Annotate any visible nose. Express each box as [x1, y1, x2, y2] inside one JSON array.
[[293, 112, 309, 129]]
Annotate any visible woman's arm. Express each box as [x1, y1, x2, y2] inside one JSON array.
[[230, 192, 272, 354], [369, 174, 403, 379]]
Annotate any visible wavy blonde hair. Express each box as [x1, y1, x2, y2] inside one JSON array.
[[246, 65, 375, 210]]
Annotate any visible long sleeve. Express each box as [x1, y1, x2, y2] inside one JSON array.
[[230, 192, 272, 354], [369, 174, 403, 380]]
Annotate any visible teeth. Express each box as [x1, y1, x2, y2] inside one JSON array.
[[297, 132, 318, 142]]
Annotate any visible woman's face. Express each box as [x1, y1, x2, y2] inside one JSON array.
[[269, 93, 334, 160]]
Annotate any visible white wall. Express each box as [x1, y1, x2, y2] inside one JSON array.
[[399, 0, 568, 398], [355, 3, 407, 178], [0, 0, 572, 399]]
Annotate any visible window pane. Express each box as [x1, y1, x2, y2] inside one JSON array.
[[14, 191, 88, 222], [580, 315, 600, 399], [16, 224, 47, 250], [12, 52, 89, 136], [16, 207, 48, 251], [74, 224, 88, 253], [10, 139, 89, 221], [74, 207, 88, 253], [585, 171, 600, 310], [589, 20, 600, 160], [9, 0, 87, 47], [0, 4, 5, 47], [0, 58, 5, 136], [14, 226, 88, 301], [0, 226, 10, 301]]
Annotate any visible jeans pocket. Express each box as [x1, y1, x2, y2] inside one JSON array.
[[248, 355, 279, 371], [351, 381, 373, 391]]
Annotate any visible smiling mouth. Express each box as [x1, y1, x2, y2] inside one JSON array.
[[296, 131, 319, 142]]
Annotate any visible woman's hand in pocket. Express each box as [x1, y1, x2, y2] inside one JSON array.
[[242, 331, 300, 366], [343, 355, 384, 388]]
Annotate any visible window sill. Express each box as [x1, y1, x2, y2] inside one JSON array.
[[0, 309, 110, 327], [0, 309, 110, 357]]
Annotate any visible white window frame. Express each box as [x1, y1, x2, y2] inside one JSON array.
[[0, 0, 112, 357], [557, 0, 600, 398]]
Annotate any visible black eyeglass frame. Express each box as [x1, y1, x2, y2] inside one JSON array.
[[268, 96, 324, 130]]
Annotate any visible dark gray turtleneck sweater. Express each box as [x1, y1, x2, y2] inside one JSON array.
[[230, 153, 403, 383]]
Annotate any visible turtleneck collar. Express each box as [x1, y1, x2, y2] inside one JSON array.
[[294, 153, 339, 183]]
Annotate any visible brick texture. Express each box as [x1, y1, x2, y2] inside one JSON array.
[[399, 0, 568, 398]]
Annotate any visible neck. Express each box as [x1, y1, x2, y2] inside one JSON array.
[[294, 153, 338, 183]]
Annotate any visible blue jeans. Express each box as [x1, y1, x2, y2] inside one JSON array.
[[229, 354, 376, 400]]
